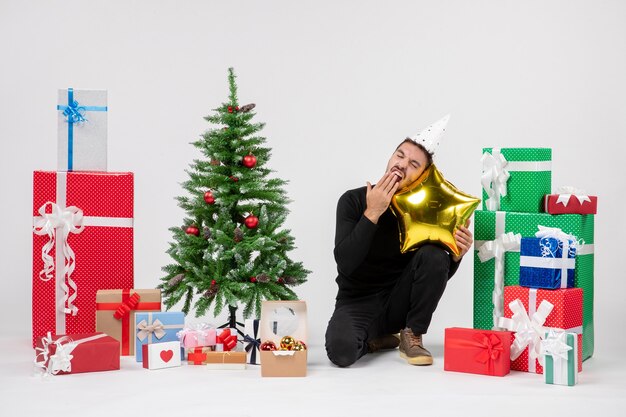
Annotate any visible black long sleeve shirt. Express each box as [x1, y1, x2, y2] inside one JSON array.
[[334, 186, 460, 299]]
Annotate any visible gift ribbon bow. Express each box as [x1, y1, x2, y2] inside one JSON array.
[[59, 97, 87, 124], [481, 149, 510, 211], [33, 202, 85, 315], [113, 292, 141, 320], [472, 333, 504, 368], [541, 329, 572, 362], [136, 319, 166, 342], [216, 329, 237, 351], [34, 333, 76, 375], [535, 226, 581, 256], [243, 335, 261, 353], [34, 332, 106, 376], [498, 298, 553, 369], [478, 231, 521, 329], [555, 186, 591, 207]]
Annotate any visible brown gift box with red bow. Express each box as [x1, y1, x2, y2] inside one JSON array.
[[96, 289, 161, 356]]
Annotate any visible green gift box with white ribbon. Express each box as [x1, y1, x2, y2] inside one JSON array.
[[482, 148, 552, 213], [542, 331, 579, 386], [473, 210, 595, 360]]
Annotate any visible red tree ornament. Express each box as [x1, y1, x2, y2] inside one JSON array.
[[250, 276, 257, 283], [228, 106, 233, 113], [242, 153, 257, 168], [186, 225, 200, 236], [244, 214, 259, 229], [230, 176, 239, 182], [204, 191, 215, 204], [261, 341, 277, 351]]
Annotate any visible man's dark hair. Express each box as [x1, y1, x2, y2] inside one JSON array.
[[395, 138, 434, 166]]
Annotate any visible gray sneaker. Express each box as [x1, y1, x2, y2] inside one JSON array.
[[367, 334, 400, 353], [399, 328, 433, 366]]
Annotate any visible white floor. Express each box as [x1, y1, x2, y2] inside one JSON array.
[[2, 336, 625, 417]]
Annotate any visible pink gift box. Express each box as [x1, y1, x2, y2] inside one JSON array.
[[177, 324, 217, 348]]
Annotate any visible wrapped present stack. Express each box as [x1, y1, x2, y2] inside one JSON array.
[[32, 88, 135, 348], [32, 89, 187, 375], [474, 147, 596, 373]]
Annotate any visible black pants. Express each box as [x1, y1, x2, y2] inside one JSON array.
[[325, 244, 452, 367]]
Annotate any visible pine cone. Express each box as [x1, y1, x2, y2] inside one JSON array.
[[284, 276, 297, 285], [210, 159, 221, 166], [203, 226, 211, 240], [240, 103, 256, 113], [257, 273, 270, 283], [278, 236, 288, 244], [234, 227, 244, 242], [203, 288, 217, 299], [168, 273, 184, 287]]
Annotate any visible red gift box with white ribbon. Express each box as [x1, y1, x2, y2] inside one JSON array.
[[499, 286, 583, 374], [34, 332, 120, 375], [32, 171, 134, 347], [543, 187, 597, 215]]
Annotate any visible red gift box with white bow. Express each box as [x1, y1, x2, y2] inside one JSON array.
[[34, 332, 120, 375], [499, 286, 583, 374], [543, 187, 597, 215], [32, 171, 134, 347]]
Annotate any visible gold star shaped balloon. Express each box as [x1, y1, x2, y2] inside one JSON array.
[[390, 164, 480, 256]]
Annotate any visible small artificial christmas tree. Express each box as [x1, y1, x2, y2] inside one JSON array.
[[159, 68, 309, 322]]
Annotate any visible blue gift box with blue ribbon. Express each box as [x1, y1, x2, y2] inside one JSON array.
[[135, 311, 185, 362], [519, 236, 576, 289], [57, 88, 108, 171]]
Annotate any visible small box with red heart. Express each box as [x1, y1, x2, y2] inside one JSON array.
[[142, 341, 181, 370]]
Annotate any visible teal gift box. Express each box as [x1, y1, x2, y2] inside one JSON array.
[[481, 148, 551, 213], [473, 210, 595, 360], [135, 311, 185, 362], [543, 331, 579, 386]]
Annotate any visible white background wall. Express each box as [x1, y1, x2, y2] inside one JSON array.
[[1, 0, 625, 356]]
